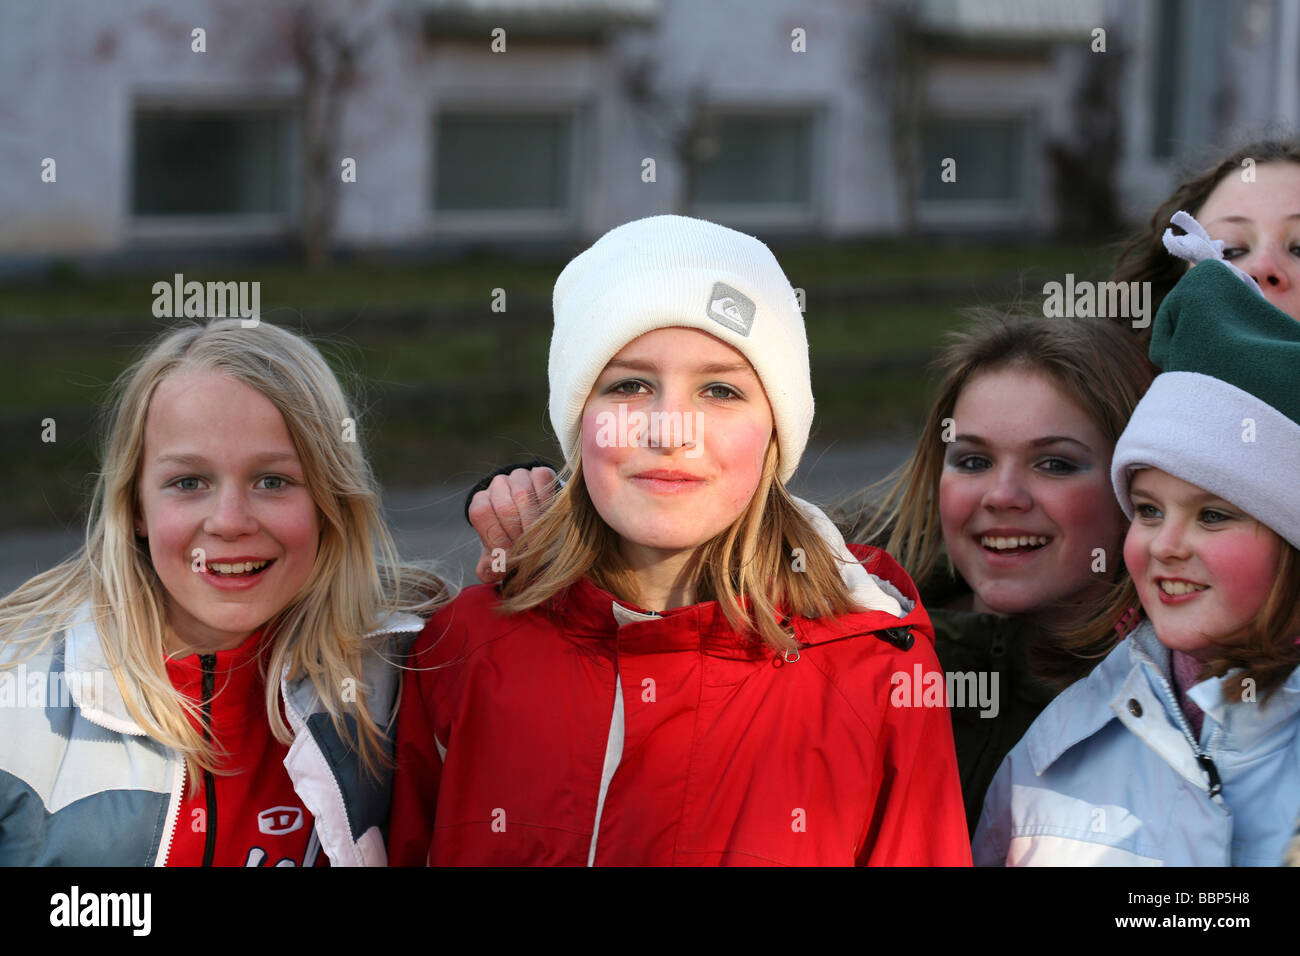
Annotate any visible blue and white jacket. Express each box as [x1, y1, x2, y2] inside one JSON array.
[[973, 620, 1300, 866], [0, 605, 423, 866]]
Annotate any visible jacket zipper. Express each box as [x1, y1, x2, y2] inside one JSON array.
[[158, 758, 186, 866], [1148, 667, 1224, 801], [199, 653, 218, 867]]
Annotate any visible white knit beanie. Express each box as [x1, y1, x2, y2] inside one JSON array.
[[549, 215, 812, 482]]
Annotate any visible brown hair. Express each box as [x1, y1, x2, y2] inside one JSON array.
[[842, 311, 1156, 688], [1112, 137, 1300, 341], [1200, 541, 1300, 700], [498, 440, 862, 656]]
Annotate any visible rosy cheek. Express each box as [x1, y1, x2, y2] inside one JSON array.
[[1122, 523, 1148, 583], [937, 474, 976, 542], [1202, 531, 1281, 620], [729, 422, 769, 470], [714, 423, 770, 508], [1053, 478, 1120, 544]]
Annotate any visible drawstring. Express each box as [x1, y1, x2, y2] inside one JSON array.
[[1162, 210, 1263, 294], [780, 615, 799, 663]]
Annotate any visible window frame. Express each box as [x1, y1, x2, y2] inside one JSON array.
[[686, 106, 823, 230], [429, 102, 587, 236], [915, 110, 1038, 228], [127, 97, 300, 240]]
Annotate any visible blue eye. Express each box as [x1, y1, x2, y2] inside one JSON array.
[[1037, 457, 1080, 475], [948, 454, 991, 472], [609, 379, 648, 396], [705, 384, 741, 400], [258, 476, 289, 491], [171, 477, 203, 491]]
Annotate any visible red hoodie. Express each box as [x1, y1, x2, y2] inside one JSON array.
[[164, 628, 327, 867], [391, 545, 971, 866]]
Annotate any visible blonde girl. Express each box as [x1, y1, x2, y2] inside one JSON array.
[[0, 319, 446, 866], [390, 215, 970, 866]]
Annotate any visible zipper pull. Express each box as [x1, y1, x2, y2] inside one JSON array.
[[1196, 753, 1223, 798], [876, 627, 914, 651], [199, 653, 217, 740]]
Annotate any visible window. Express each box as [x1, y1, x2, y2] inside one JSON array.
[[919, 116, 1026, 205], [689, 114, 815, 213], [131, 107, 293, 217], [1150, 0, 1183, 160], [433, 113, 574, 213]]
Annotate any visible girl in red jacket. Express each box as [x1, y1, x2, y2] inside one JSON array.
[[391, 215, 970, 866]]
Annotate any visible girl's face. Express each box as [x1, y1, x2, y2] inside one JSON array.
[[939, 367, 1126, 623], [580, 327, 773, 567], [1124, 468, 1284, 661], [136, 369, 321, 656], [1198, 160, 1300, 321]]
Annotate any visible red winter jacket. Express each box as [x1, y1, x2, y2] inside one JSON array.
[[390, 545, 971, 866]]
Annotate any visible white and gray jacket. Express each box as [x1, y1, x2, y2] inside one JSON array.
[[0, 605, 423, 866], [974, 619, 1300, 866]]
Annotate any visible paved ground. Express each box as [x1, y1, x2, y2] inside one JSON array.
[[0, 439, 913, 595]]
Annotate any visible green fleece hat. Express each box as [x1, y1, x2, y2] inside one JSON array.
[[1112, 245, 1300, 550], [1149, 259, 1300, 423]]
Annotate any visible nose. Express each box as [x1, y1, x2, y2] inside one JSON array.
[[203, 483, 259, 538], [1149, 514, 1192, 564], [650, 391, 699, 454], [1246, 246, 1293, 293], [981, 464, 1033, 512]]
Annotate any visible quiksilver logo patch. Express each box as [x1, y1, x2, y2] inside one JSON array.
[[707, 282, 755, 336]]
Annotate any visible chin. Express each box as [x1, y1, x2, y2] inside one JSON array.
[[977, 587, 1050, 617], [627, 533, 710, 554]]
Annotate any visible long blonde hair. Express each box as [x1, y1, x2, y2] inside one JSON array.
[[843, 311, 1156, 687], [0, 319, 448, 783], [500, 440, 860, 655]]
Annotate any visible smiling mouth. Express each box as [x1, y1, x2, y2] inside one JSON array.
[[208, 559, 274, 578], [979, 535, 1051, 554], [1158, 579, 1208, 596]]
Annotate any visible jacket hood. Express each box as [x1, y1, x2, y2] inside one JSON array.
[[547, 542, 932, 659], [793, 496, 905, 616], [62, 603, 425, 735]]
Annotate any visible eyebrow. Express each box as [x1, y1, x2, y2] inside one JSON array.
[[1129, 484, 1230, 507], [154, 452, 301, 467], [951, 434, 1094, 453], [603, 359, 755, 376], [1203, 213, 1300, 226]]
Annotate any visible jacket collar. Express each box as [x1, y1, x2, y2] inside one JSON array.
[[63, 605, 145, 735], [1023, 627, 1132, 777], [1025, 619, 1300, 781], [547, 569, 932, 660], [63, 602, 425, 736]]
